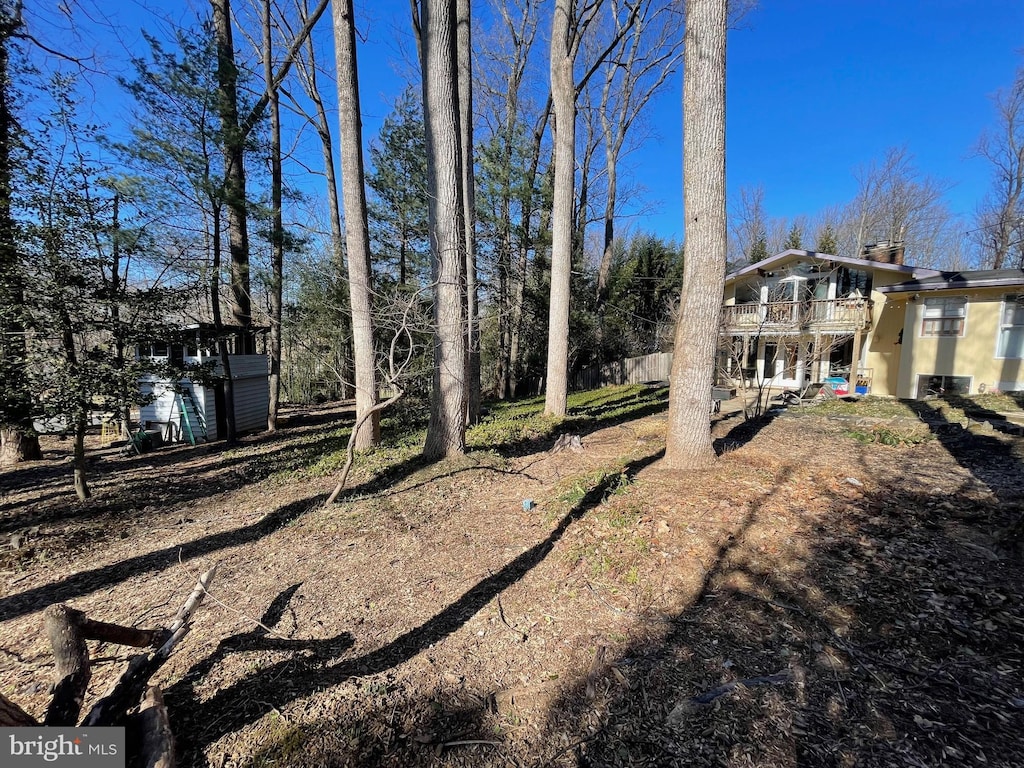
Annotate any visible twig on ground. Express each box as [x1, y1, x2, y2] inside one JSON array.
[[177, 550, 294, 640], [495, 594, 527, 642], [667, 669, 794, 725], [443, 739, 502, 748]]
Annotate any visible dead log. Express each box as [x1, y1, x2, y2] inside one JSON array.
[[126, 686, 175, 768], [0, 691, 39, 727], [0, 562, 216, 768], [42, 604, 168, 727], [84, 564, 218, 727], [43, 603, 91, 726]]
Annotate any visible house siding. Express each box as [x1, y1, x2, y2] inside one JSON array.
[[894, 289, 1024, 398], [139, 354, 269, 442], [864, 270, 912, 397]]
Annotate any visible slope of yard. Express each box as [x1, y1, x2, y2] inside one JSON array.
[[2, 387, 1024, 767]]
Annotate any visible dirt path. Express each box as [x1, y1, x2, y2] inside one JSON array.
[[2, 400, 1024, 767]]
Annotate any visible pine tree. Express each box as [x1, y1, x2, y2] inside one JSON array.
[[748, 228, 769, 263], [784, 223, 803, 250], [816, 222, 838, 255], [366, 89, 431, 287], [0, 8, 41, 465]]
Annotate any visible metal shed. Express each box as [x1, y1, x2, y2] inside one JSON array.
[[137, 324, 269, 444]]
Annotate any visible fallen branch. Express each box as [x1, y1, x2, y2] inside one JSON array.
[[83, 564, 218, 727], [42, 603, 167, 726], [666, 669, 794, 725], [127, 686, 175, 768], [326, 389, 404, 505]]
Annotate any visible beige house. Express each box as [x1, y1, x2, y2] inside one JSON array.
[[720, 246, 937, 396], [877, 269, 1024, 398], [719, 246, 1024, 398]]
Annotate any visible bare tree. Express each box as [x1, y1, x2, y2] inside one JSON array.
[[285, 0, 353, 401], [457, 0, 481, 424], [544, 0, 640, 417], [543, 0, 577, 417], [333, 0, 380, 448], [595, 2, 684, 303], [728, 184, 771, 266], [664, 0, 727, 469], [840, 146, 952, 267], [262, 0, 285, 431], [974, 64, 1024, 269], [326, 285, 431, 503], [213, 0, 329, 440], [475, 0, 548, 400], [414, 0, 468, 459]]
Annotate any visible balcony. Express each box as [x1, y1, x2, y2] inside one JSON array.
[[722, 298, 873, 334]]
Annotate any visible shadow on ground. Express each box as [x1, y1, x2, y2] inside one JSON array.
[[528, 409, 1024, 767], [166, 450, 665, 766]]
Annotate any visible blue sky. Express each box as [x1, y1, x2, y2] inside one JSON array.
[[36, 0, 1024, 247], [349, 1, 1024, 244], [716, 1, 1023, 232]]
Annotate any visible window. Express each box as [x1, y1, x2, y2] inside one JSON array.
[[735, 282, 760, 305], [916, 374, 971, 399], [838, 267, 872, 297], [997, 294, 1024, 358], [921, 296, 966, 337]]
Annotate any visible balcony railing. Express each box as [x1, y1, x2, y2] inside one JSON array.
[[722, 298, 873, 333]]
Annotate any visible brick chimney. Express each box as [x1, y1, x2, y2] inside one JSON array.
[[862, 240, 905, 265]]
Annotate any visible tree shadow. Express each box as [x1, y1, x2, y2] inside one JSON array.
[[714, 408, 782, 452], [333, 387, 671, 501], [0, 494, 328, 622], [530, 429, 1024, 766], [903, 398, 1024, 504], [165, 449, 665, 766]]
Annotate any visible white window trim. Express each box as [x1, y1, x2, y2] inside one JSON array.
[[919, 296, 968, 339], [995, 294, 1024, 360]]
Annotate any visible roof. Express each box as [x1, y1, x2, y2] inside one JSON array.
[[876, 268, 1024, 295], [725, 249, 936, 286]]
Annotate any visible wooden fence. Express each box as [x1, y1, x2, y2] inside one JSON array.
[[571, 352, 673, 391]]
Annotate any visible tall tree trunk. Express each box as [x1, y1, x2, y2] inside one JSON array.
[[664, 0, 727, 469], [211, 205, 237, 444], [509, 106, 550, 399], [490, 0, 538, 401], [213, 0, 253, 353], [72, 412, 90, 502], [457, 0, 480, 423], [417, 0, 467, 460], [265, 0, 284, 431], [0, 11, 40, 465], [296, 6, 350, 402], [597, 149, 618, 305], [54, 299, 90, 500], [544, 0, 575, 417], [333, 0, 379, 448]]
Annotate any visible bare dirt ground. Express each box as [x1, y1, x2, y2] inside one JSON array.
[[2, 393, 1024, 767]]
